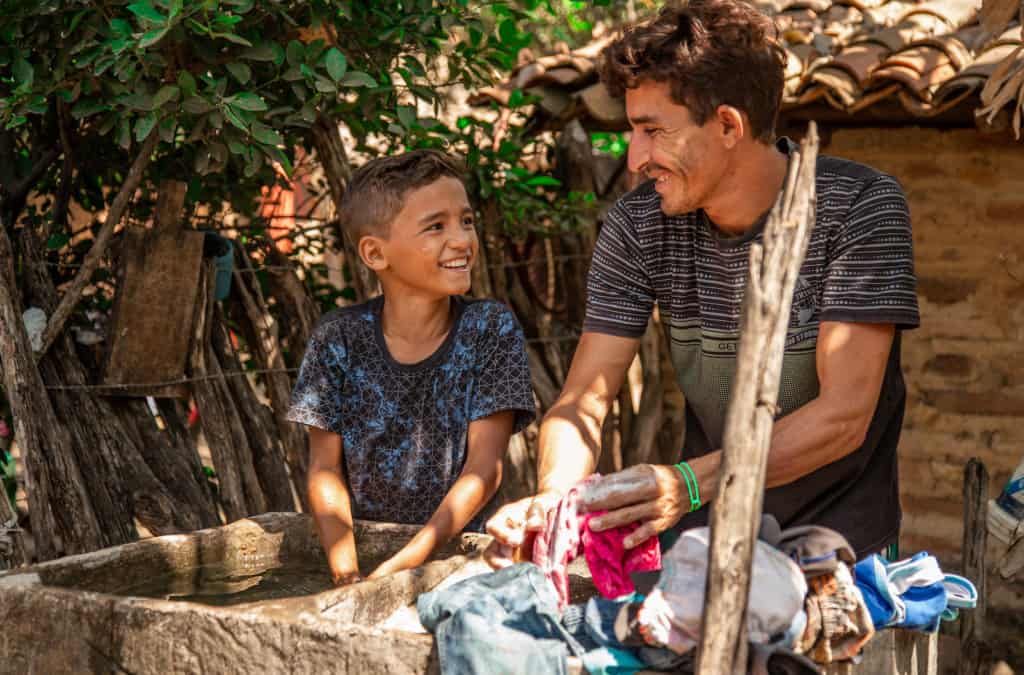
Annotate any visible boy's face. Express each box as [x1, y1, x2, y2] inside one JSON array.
[[362, 176, 479, 297]]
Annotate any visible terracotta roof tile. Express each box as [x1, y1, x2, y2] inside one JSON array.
[[472, 0, 1024, 134]]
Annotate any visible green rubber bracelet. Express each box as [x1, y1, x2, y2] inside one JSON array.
[[675, 461, 701, 512]]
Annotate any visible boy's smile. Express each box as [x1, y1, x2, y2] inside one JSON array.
[[362, 176, 479, 298]]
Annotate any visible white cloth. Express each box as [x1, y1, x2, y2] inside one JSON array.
[[635, 527, 808, 654]]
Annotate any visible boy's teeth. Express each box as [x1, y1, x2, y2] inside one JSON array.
[[442, 258, 468, 269]]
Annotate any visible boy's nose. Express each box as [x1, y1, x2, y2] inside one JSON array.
[[448, 228, 475, 250]]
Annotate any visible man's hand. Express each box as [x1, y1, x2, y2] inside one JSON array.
[[578, 464, 689, 549], [483, 490, 562, 568]]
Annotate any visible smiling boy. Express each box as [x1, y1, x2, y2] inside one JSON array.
[[287, 150, 535, 585]]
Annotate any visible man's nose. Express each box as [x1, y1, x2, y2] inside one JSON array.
[[627, 134, 650, 176]]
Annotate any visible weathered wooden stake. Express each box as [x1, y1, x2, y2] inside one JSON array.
[[696, 123, 820, 675], [959, 458, 991, 675]]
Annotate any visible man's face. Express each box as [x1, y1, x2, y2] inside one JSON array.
[[373, 176, 479, 297], [625, 80, 727, 216]]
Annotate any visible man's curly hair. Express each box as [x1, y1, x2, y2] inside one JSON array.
[[600, 0, 786, 142]]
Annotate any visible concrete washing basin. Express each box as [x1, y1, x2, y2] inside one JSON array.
[[0, 513, 497, 674]]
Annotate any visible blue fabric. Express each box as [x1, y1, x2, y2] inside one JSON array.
[[900, 583, 947, 632], [287, 296, 535, 528], [854, 554, 901, 627], [854, 553, 950, 633], [417, 563, 585, 675]]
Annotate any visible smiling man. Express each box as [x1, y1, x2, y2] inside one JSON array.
[[485, 0, 919, 563]]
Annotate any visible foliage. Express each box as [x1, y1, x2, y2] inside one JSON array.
[[0, 0, 616, 317]]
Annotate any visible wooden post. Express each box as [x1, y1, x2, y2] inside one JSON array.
[[959, 458, 991, 675], [696, 123, 820, 675]]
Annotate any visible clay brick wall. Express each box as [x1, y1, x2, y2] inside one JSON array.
[[822, 126, 1024, 639]]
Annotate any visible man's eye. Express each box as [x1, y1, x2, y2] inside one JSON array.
[[646, 128, 662, 137]]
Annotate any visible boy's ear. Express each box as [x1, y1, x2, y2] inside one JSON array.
[[358, 234, 388, 271]]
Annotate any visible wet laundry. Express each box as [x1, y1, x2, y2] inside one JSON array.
[[533, 475, 661, 607]]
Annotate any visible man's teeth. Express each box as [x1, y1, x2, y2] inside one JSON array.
[[441, 258, 469, 269]]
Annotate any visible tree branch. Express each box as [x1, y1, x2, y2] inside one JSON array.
[[696, 123, 820, 675], [35, 130, 159, 361], [50, 99, 76, 239]]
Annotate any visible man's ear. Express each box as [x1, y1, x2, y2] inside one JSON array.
[[715, 105, 747, 149], [358, 234, 388, 271]]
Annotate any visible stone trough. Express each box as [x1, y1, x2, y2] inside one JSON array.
[[0, 512, 936, 675], [0, 513, 489, 674]]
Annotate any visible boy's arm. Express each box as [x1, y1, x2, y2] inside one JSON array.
[[368, 410, 514, 578], [307, 427, 361, 585]]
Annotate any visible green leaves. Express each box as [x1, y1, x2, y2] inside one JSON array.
[[13, 58, 33, 88], [341, 71, 376, 88], [71, 99, 107, 118], [228, 92, 268, 112], [325, 48, 347, 82], [177, 71, 197, 98], [138, 26, 170, 48], [134, 113, 157, 142], [127, 1, 165, 24], [182, 96, 214, 114], [226, 62, 251, 84], [286, 40, 305, 67], [152, 85, 180, 109]]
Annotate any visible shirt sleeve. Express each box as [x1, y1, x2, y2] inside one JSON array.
[[285, 320, 347, 435], [818, 175, 920, 329], [582, 198, 656, 338], [469, 304, 536, 433]]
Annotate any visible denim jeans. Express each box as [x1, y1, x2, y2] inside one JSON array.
[[417, 563, 587, 675]]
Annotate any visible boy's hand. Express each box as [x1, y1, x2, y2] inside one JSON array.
[[483, 490, 562, 568], [367, 551, 418, 580], [332, 568, 363, 587]]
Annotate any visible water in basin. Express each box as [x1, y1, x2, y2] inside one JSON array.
[[115, 554, 390, 606]]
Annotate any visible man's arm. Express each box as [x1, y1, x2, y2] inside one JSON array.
[[368, 410, 514, 578], [307, 427, 360, 585], [483, 332, 639, 566], [538, 332, 642, 493], [586, 320, 895, 546]]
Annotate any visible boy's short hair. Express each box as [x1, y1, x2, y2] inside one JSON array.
[[339, 149, 465, 240], [599, 0, 786, 143]]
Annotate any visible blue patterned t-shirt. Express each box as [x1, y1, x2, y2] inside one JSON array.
[[286, 295, 535, 529]]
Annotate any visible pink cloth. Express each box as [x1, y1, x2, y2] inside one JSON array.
[[533, 476, 661, 607], [532, 481, 585, 608], [581, 510, 661, 599]]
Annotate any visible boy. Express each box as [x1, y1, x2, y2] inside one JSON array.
[[286, 150, 535, 585]]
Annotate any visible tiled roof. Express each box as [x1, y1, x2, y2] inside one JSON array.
[[471, 0, 1024, 136]]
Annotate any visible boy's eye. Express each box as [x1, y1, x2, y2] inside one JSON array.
[[428, 222, 443, 231], [462, 216, 475, 228]]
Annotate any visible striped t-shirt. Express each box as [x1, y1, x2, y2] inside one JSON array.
[[584, 138, 920, 556]]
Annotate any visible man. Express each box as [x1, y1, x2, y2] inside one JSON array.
[[486, 0, 919, 565]]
